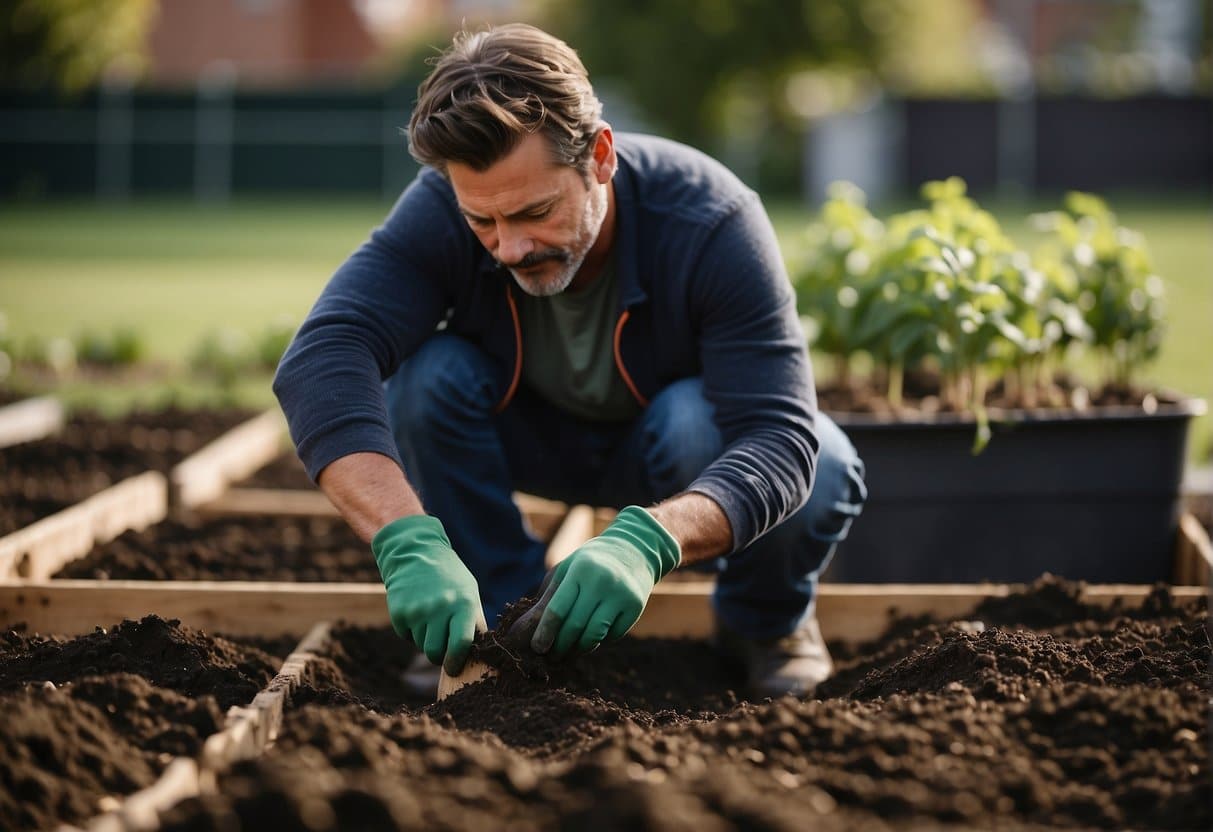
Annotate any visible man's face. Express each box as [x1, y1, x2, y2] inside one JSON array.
[[447, 131, 611, 297]]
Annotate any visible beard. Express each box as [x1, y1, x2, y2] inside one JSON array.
[[508, 183, 609, 298]]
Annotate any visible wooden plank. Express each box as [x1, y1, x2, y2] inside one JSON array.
[[0, 580, 384, 638], [0, 395, 64, 448], [0, 580, 1201, 644], [85, 758, 200, 832], [591, 507, 617, 536], [202, 622, 332, 770], [1173, 512, 1212, 586], [171, 410, 286, 510], [0, 472, 167, 581], [545, 505, 595, 568], [197, 487, 337, 518]]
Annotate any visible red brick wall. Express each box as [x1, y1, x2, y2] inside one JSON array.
[[148, 0, 376, 85]]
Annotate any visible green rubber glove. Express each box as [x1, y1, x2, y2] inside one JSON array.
[[529, 506, 681, 658], [371, 515, 485, 675]]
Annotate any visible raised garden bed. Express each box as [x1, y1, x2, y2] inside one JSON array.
[[0, 406, 257, 537], [0, 615, 285, 831], [125, 578, 1210, 831]]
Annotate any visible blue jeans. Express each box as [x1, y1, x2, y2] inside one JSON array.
[[385, 335, 868, 639]]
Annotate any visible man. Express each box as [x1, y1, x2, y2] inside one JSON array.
[[274, 23, 867, 698]]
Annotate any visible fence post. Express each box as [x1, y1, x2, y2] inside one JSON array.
[[994, 0, 1036, 196], [195, 63, 236, 203], [96, 73, 134, 202]]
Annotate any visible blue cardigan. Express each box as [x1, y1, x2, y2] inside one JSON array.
[[274, 133, 819, 553]]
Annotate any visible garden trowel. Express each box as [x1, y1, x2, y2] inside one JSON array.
[[436, 591, 547, 700]]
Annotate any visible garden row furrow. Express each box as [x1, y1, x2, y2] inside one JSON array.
[[0, 406, 286, 580], [54, 622, 335, 832]]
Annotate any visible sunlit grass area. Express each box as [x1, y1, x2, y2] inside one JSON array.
[[2, 194, 1209, 459]]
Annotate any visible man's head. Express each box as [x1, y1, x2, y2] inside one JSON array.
[[408, 23, 603, 176], [408, 24, 615, 297]]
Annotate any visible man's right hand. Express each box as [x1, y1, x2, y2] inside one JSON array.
[[371, 515, 485, 675]]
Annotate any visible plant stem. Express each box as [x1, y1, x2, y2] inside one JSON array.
[[887, 359, 904, 409]]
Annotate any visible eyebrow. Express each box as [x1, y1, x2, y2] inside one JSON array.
[[459, 195, 559, 222]]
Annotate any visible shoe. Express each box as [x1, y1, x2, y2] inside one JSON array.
[[400, 652, 441, 699], [715, 614, 833, 699]]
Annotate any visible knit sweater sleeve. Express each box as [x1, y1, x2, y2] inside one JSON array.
[[273, 173, 472, 481], [683, 192, 820, 552]]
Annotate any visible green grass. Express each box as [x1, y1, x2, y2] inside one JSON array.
[[2, 194, 1209, 459]]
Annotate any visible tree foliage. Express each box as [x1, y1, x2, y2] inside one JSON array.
[[0, 0, 155, 91], [535, 1, 986, 150]]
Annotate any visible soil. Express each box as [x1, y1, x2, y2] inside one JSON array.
[[0, 406, 257, 536], [237, 450, 315, 490], [0, 616, 284, 832], [158, 578, 1208, 831], [55, 514, 377, 582], [816, 371, 1182, 419]]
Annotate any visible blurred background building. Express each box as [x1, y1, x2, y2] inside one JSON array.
[[1, 0, 1209, 202]]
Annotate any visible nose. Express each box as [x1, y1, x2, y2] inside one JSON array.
[[494, 223, 534, 266]]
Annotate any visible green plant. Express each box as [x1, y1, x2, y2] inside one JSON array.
[[1031, 192, 1165, 388], [74, 326, 146, 367], [252, 315, 296, 371], [792, 178, 1154, 451], [189, 328, 255, 390], [792, 181, 884, 387]]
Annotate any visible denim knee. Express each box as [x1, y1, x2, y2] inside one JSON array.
[[385, 335, 501, 445], [641, 378, 723, 496], [800, 414, 867, 545]]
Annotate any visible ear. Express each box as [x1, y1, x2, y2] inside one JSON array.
[[589, 125, 616, 185]]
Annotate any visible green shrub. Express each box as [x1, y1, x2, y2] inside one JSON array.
[[252, 316, 297, 371], [190, 328, 255, 389], [74, 326, 146, 367]]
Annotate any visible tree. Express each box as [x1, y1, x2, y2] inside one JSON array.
[[0, 0, 155, 91], [533, 0, 984, 192]]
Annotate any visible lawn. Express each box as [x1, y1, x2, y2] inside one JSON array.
[[1, 194, 1209, 459]]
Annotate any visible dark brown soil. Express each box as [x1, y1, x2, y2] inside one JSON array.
[[817, 371, 1181, 418], [159, 579, 1209, 831], [237, 450, 314, 490], [0, 406, 257, 535], [55, 515, 376, 582], [0, 616, 283, 831], [0, 615, 281, 706], [0, 674, 224, 832]]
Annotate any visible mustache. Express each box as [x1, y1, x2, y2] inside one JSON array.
[[502, 249, 569, 269]]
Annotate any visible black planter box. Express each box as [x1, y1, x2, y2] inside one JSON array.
[[826, 400, 1206, 583]]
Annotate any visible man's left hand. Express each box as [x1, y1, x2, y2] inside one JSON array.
[[523, 506, 681, 658]]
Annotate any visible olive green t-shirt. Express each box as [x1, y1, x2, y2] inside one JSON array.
[[516, 265, 642, 422]]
